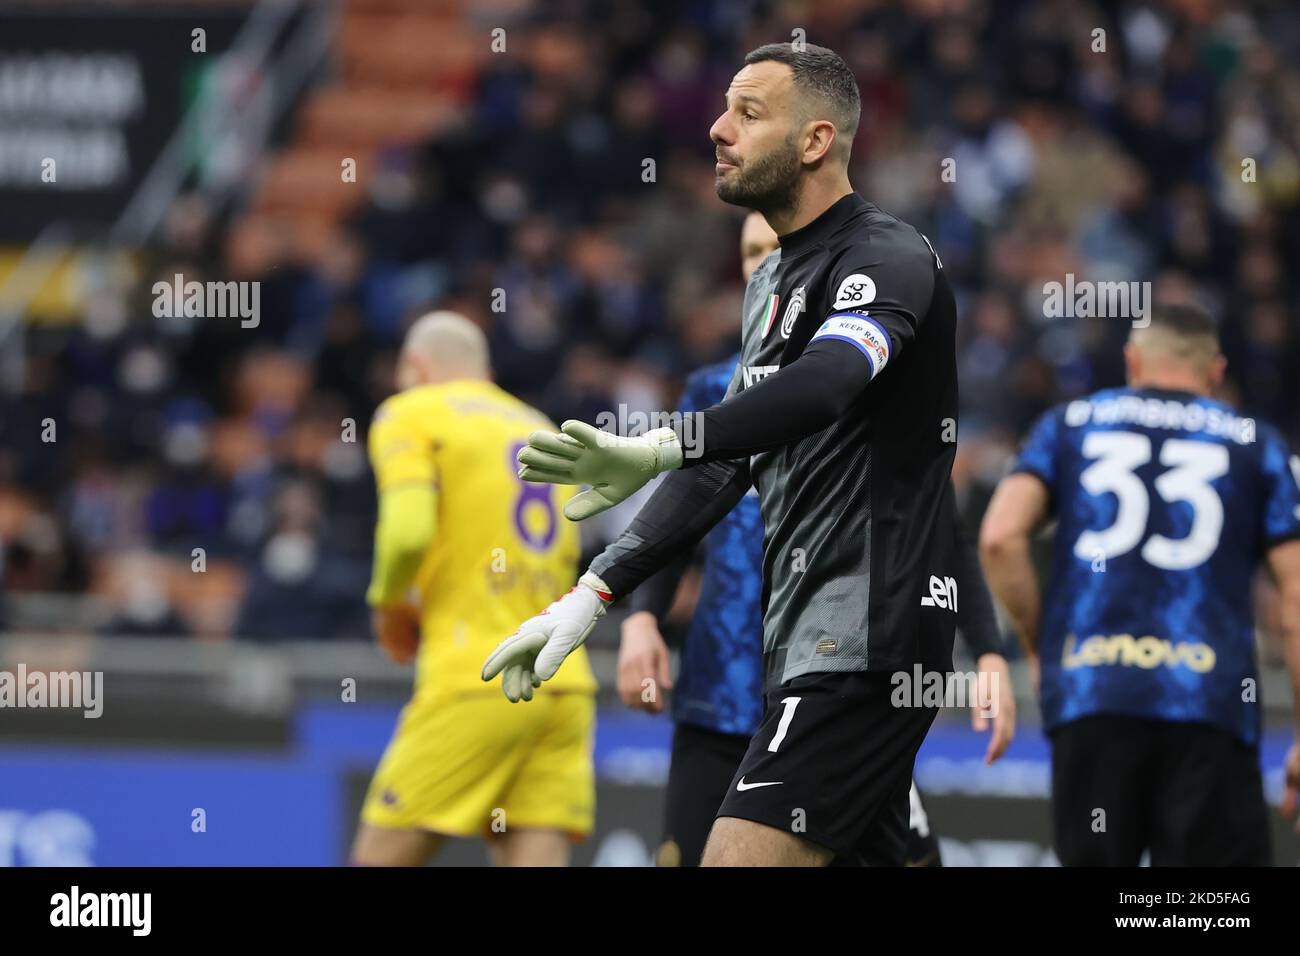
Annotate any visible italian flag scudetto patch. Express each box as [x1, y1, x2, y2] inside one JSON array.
[[761, 292, 780, 338]]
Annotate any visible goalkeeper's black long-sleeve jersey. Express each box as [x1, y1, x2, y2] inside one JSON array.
[[592, 192, 960, 690]]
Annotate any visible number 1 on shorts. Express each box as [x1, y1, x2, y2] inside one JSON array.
[[768, 696, 801, 752]]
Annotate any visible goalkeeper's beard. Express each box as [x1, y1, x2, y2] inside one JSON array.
[[716, 132, 802, 216]]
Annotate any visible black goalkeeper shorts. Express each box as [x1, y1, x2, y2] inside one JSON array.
[[714, 670, 941, 866]]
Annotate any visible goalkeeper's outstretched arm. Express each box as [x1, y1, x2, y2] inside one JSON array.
[[487, 334, 891, 700], [482, 445, 749, 701], [515, 337, 881, 523], [579, 335, 862, 593], [671, 340, 875, 463], [588, 457, 750, 599]]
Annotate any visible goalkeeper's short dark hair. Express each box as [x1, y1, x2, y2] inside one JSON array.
[[743, 42, 861, 144]]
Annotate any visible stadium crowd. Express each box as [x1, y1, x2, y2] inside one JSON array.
[[1, 0, 1298, 644]]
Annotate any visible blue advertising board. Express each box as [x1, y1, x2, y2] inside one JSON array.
[[1, 703, 1295, 865]]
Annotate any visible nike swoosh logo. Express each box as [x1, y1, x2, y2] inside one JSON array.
[[736, 777, 783, 791]]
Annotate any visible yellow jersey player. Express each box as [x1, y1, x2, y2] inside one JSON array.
[[350, 311, 597, 867]]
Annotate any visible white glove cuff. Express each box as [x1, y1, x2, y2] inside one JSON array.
[[578, 571, 614, 606], [643, 427, 684, 471]]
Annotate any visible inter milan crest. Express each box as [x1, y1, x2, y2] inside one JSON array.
[[780, 286, 806, 339]]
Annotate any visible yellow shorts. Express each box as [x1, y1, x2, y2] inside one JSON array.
[[361, 690, 595, 840]]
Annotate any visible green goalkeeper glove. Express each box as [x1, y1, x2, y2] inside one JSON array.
[[481, 571, 614, 701], [517, 420, 684, 521]]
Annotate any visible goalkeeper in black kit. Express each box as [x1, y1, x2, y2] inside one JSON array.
[[485, 42, 965, 866]]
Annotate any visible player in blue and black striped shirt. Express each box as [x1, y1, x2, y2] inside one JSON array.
[[981, 302, 1300, 865]]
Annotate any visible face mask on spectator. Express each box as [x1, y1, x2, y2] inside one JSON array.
[[263, 531, 317, 585]]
